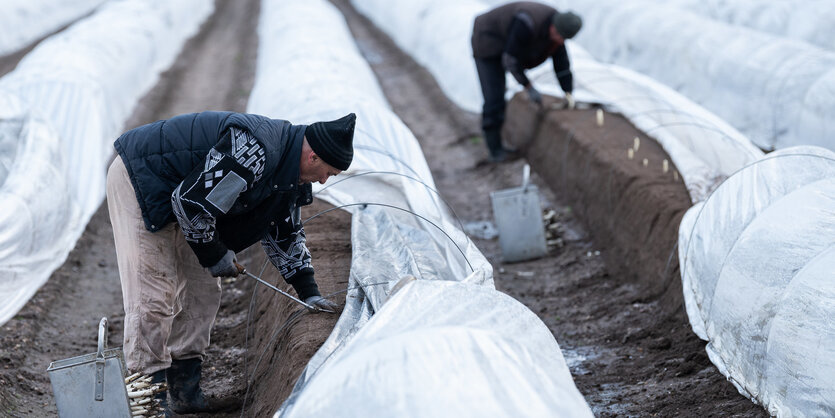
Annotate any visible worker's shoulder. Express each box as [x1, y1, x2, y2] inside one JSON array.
[[486, 1, 555, 16]]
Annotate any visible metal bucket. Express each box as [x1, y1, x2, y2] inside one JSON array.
[[490, 164, 547, 262], [47, 317, 131, 418]]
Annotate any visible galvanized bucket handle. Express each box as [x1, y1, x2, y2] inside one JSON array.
[[95, 317, 108, 401], [97, 318, 108, 358]]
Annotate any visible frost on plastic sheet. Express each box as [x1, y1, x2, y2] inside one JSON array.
[[566, 0, 835, 152], [354, 0, 763, 202], [678, 146, 835, 416], [0, 0, 214, 326], [0, 0, 106, 56], [252, 0, 592, 416]]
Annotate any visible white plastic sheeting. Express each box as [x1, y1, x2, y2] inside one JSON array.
[[0, 94, 77, 322], [354, 2, 835, 416], [352, 0, 763, 201], [0, 0, 214, 326], [664, 0, 835, 52], [284, 280, 590, 417], [0, 0, 106, 56], [250, 0, 592, 416], [679, 146, 835, 416], [564, 0, 835, 152]]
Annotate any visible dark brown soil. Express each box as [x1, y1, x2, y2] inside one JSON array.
[[196, 199, 350, 418], [0, 206, 124, 417], [503, 96, 690, 313], [242, 201, 351, 418]]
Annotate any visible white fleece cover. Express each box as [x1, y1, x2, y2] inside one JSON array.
[[679, 146, 835, 416], [563, 0, 835, 152]]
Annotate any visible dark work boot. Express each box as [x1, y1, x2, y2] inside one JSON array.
[[167, 358, 239, 414], [149, 369, 171, 417], [484, 128, 515, 163]]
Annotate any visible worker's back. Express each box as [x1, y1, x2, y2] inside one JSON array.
[[471, 1, 556, 60]]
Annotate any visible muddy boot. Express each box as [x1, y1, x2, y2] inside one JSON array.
[[484, 128, 514, 163], [149, 369, 171, 418], [167, 358, 239, 414]]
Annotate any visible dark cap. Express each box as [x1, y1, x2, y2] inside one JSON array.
[[552, 11, 582, 39], [304, 113, 356, 171]]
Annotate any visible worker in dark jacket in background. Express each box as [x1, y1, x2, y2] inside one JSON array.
[[472, 2, 582, 162], [107, 111, 355, 415]]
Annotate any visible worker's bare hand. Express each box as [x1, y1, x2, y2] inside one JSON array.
[[304, 295, 338, 313], [208, 249, 239, 277]]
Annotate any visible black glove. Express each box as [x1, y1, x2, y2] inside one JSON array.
[[208, 249, 239, 277], [527, 85, 542, 105], [304, 295, 338, 313]]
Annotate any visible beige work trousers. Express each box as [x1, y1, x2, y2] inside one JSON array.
[[106, 156, 222, 375]]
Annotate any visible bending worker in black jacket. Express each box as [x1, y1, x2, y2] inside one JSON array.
[[472, 2, 582, 162], [107, 111, 355, 415]]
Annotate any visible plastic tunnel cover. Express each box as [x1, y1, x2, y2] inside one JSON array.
[[250, 0, 592, 416], [678, 147, 835, 415], [562, 0, 835, 152], [661, 0, 835, 53], [282, 280, 592, 418]]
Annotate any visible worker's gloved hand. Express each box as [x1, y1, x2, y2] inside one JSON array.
[[304, 295, 338, 313], [208, 250, 239, 277], [526, 85, 542, 106], [565, 92, 576, 110]]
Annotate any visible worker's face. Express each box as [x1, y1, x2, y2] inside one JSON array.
[[549, 25, 565, 46], [299, 151, 342, 185]]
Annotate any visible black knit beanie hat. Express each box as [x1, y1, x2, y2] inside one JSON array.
[[552, 11, 583, 39], [304, 113, 356, 171]]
